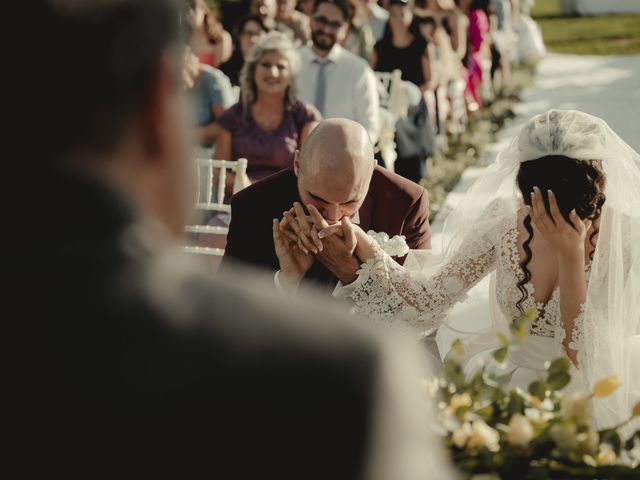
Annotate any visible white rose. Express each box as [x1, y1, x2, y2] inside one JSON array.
[[507, 414, 534, 448], [467, 420, 500, 452], [452, 422, 472, 448], [561, 392, 593, 424], [575, 428, 599, 456], [550, 424, 578, 453], [596, 443, 617, 466], [450, 392, 473, 411]]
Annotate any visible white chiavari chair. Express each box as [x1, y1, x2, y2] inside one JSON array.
[[184, 157, 248, 257]]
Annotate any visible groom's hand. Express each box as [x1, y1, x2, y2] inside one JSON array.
[[272, 218, 314, 289], [307, 206, 361, 285]]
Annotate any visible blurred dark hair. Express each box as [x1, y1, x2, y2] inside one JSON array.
[[515, 155, 606, 313], [234, 14, 269, 40], [312, 0, 351, 22], [470, 0, 490, 13], [38, 0, 181, 166]]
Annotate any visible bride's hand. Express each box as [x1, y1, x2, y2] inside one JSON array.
[[318, 216, 375, 262], [529, 186, 591, 263]]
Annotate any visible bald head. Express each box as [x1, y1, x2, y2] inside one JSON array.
[[295, 119, 375, 222]]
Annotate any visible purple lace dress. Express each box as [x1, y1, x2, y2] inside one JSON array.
[[217, 100, 321, 181]]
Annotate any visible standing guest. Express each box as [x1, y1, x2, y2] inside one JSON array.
[[415, 0, 468, 60], [457, 0, 490, 109], [187, 0, 233, 67], [276, 0, 312, 43], [359, 0, 389, 42], [220, 15, 269, 86], [215, 31, 321, 183], [22, 2, 454, 478], [341, 0, 376, 62], [298, 0, 380, 144]]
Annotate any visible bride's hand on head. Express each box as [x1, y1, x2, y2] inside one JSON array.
[[529, 186, 592, 263]]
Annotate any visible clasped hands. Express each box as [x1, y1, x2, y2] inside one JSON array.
[[271, 202, 363, 288]]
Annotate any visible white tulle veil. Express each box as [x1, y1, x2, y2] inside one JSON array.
[[410, 110, 640, 431]]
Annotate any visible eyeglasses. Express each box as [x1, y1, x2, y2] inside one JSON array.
[[312, 15, 344, 31]]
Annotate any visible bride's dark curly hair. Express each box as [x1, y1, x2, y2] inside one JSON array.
[[515, 155, 606, 313]]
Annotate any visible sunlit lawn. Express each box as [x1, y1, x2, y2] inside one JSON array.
[[531, 0, 640, 55]]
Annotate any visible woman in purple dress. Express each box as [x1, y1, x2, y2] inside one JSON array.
[[214, 31, 321, 185]]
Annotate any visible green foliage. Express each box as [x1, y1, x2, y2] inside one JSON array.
[[429, 311, 640, 479]]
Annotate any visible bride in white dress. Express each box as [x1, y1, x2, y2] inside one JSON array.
[[295, 110, 640, 431]]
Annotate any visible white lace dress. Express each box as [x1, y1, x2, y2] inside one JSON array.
[[338, 214, 589, 391]]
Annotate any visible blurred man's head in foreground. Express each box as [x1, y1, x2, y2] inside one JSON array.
[[40, 0, 193, 236]]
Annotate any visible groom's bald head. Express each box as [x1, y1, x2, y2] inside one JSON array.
[[294, 119, 375, 222]]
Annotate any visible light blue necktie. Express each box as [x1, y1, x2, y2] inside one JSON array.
[[314, 59, 330, 116]]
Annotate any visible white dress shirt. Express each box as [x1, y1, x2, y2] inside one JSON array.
[[298, 44, 380, 144]]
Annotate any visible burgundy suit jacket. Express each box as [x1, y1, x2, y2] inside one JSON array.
[[221, 166, 431, 286]]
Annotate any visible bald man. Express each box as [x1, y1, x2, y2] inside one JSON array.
[[221, 119, 431, 289]]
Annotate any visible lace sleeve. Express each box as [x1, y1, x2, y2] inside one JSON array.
[[350, 229, 499, 336]]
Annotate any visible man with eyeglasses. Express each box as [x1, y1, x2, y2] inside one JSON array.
[[297, 0, 380, 144]]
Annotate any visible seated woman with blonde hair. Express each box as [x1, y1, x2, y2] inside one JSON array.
[[214, 31, 321, 184]]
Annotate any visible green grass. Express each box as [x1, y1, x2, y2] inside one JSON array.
[[531, 0, 640, 55]]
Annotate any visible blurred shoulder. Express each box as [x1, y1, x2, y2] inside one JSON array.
[[335, 45, 371, 73], [292, 100, 322, 122], [199, 64, 232, 84], [141, 249, 381, 367]]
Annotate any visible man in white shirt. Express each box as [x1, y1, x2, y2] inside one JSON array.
[[298, 0, 381, 144]]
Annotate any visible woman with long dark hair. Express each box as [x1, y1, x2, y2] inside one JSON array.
[[371, 0, 437, 91], [291, 110, 640, 432]]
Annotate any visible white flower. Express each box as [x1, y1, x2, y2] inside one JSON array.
[[467, 420, 501, 452], [422, 377, 440, 399], [561, 392, 593, 424], [575, 428, 599, 456], [596, 443, 617, 466], [452, 422, 472, 448], [524, 407, 554, 423], [550, 424, 579, 453], [617, 437, 640, 468], [366, 230, 409, 257], [507, 414, 534, 448], [450, 392, 473, 411]]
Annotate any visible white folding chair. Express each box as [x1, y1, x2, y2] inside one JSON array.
[[375, 69, 409, 170], [184, 157, 248, 257]]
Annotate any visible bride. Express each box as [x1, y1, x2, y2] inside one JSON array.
[[286, 110, 640, 430]]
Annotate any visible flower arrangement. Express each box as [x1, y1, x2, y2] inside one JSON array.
[[428, 311, 640, 479]]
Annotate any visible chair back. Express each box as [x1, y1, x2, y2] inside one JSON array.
[[184, 157, 248, 257]]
